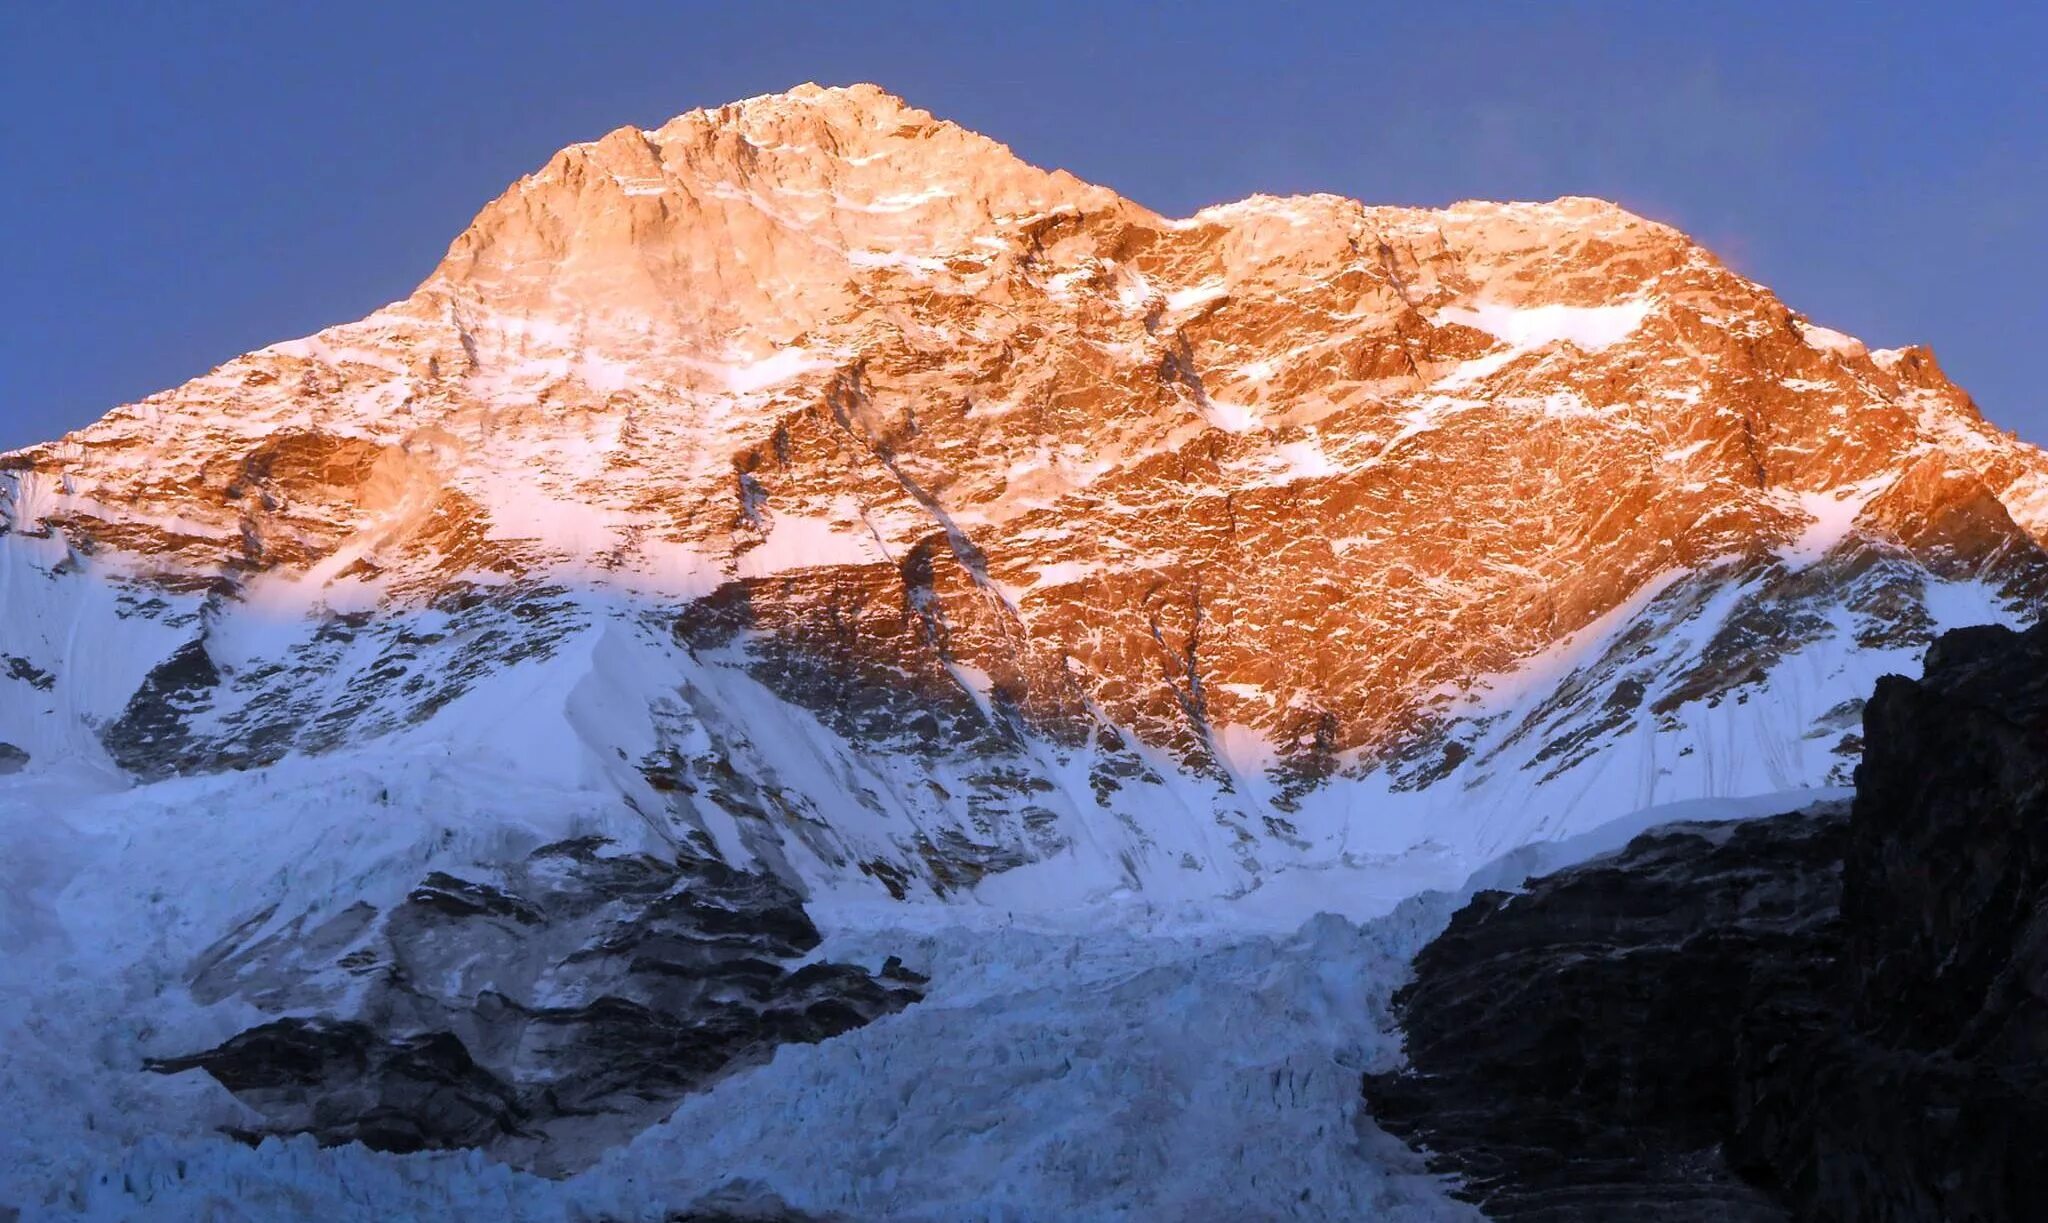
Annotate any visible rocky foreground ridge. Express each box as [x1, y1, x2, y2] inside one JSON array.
[[1365, 620, 2048, 1220]]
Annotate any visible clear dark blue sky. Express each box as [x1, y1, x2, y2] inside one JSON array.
[[4, 2, 2042, 450]]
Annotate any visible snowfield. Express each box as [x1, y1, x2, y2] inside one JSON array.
[[0, 737, 1837, 1221]]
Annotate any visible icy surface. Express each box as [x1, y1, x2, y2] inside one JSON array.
[[0, 716, 1836, 1220], [1435, 300, 1652, 353]]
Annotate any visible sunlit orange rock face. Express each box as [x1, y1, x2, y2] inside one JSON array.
[[8, 84, 2047, 888]]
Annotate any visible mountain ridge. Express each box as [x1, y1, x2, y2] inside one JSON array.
[[3, 82, 2044, 908]]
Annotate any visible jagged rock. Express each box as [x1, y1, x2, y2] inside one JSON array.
[[1364, 621, 2048, 1220], [1362, 808, 1845, 1219], [3, 656, 55, 691], [146, 1018, 526, 1153], [151, 837, 923, 1173], [1729, 620, 2048, 1220], [0, 743, 25, 775]]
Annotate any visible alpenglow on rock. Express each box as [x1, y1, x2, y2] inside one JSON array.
[[4, 81, 2046, 909]]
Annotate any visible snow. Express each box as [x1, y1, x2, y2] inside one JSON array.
[[1795, 319, 1867, 357], [1231, 438, 1341, 485], [0, 693, 1838, 1221], [1042, 267, 1092, 297], [1203, 399, 1261, 433], [1025, 560, 1099, 589], [0, 530, 2013, 1219], [847, 249, 949, 276], [1211, 722, 1281, 779], [1435, 299, 1652, 388], [705, 346, 836, 394], [479, 489, 636, 555], [1777, 480, 1887, 565], [1178, 195, 1321, 230], [0, 681, 1846, 1222], [1165, 280, 1228, 311], [0, 811, 1478, 1220], [1437, 299, 1652, 352], [735, 509, 887, 577], [844, 187, 954, 214], [1114, 270, 1155, 311]]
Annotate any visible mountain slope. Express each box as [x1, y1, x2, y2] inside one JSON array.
[[5, 83, 2041, 911], [1, 81, 2045, 1214]]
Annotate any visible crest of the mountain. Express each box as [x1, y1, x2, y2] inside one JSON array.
[[5, 82, 2046, 903]]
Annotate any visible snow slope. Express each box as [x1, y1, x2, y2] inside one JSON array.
[[0, 722, 1837, 1221]]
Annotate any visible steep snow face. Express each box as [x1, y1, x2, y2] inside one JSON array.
[[1435, 299, 1651, 354], [0, 534, 2011, 919]]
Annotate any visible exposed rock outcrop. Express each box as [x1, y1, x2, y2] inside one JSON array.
[[1738, 621, 2048, 1220], [149, 837, 923, 1173], [1362, 808, 1846, 1219], [1364, 621, 2048, 1219]]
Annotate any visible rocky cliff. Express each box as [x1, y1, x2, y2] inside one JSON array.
[[1364, 620, 2048, 1220]]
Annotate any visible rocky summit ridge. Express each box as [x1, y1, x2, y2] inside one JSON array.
[[4, 82, 2046, 908]]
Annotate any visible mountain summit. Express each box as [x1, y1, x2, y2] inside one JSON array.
[[5, 85, 2045, 897], [4, 82, 2046, 1218]]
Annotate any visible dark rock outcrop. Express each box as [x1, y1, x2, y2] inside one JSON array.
[[0, 742, 26, 774], [147, 1018, 526, 1153], [150, 837, 923, 1173], [1734, 622, 2048, 1220], [1362, 809, 1845, 1220], [1364, 620, 2048, 1221], [100, 585, 588, 782]]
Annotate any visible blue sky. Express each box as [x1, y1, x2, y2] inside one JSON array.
[[3, 1, 2042, 450]]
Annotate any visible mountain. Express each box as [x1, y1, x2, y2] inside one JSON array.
[[1, 83, 2042, 1218]]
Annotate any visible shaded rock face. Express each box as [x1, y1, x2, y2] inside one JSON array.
[[149, 837, 922, 1173], [1362, 809, 1847, 1220], [1364, 620, 2048, 1221], [1740, 621, 2048, 1220], [0, 743, 25, 775], [100, 582, 585, 782], [147, 1019, 525, 1154]]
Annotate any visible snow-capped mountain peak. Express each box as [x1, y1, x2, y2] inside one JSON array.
[[5, 81, 2045, 1220], [5, 87, 2041, 910]]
